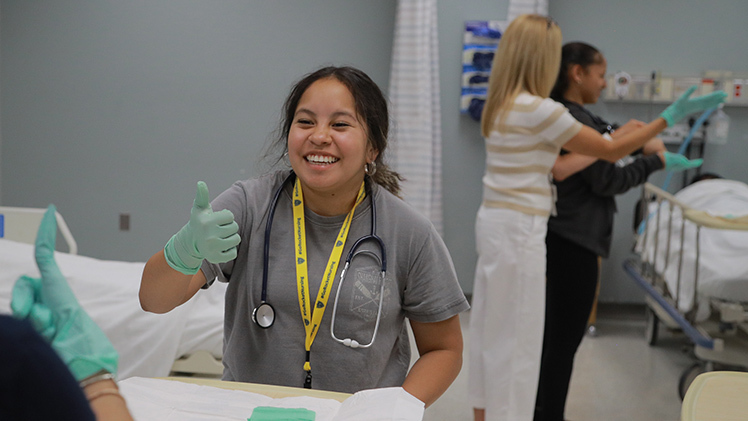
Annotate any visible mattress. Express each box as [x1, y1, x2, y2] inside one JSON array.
[[0, 238, 225, 379], [636, 179, 748, 319]]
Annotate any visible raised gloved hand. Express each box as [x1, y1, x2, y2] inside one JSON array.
[[11, 205, 119, 382], [660, 86, 727, 127], [662, 151, 703, 172], [164, 181, 241, 275]]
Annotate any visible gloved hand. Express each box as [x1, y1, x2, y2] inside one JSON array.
[[164, 181, 240, 275], [660, 86, 727, 127], [11, 205, 119, 382], [662, 151, 703, 172]]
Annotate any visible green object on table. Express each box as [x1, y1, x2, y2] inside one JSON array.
[[248, 406, 316, 421]]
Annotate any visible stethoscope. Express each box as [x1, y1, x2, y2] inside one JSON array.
[[252, 171, 387, 349]]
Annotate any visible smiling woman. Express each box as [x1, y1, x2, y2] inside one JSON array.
[[273, 67, 404, 201], [138, 66, 470, 409], [286, 78, 377, 216]]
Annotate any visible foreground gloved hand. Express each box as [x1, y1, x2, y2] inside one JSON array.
[[660, 85, 727, 127], [662, 151, 703, 172], [164, 181, 241, 275], [11, 205, 119, 382]]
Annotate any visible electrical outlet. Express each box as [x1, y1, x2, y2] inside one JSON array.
[[119, 213, 130, 231]]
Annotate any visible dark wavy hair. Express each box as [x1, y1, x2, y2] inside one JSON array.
[[550, 42, 604, 101], [266, 66, 402, 196]]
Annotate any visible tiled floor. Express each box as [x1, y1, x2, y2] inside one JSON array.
[[417, 304, 696, 421]]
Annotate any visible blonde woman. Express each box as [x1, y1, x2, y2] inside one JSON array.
[[468, 14, 725, 421]]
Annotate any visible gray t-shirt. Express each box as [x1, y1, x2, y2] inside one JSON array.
[[201, 170, 469, 394]]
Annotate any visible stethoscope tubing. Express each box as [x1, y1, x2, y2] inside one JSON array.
[[261, 172, 288, 303], [255, 171, 387, 344], [252, 171, 288, 329], [329, 186, 386, 348], [330, 247, 386, 348]]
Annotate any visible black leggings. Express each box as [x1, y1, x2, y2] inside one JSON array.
[[534, 230, 600, 421]]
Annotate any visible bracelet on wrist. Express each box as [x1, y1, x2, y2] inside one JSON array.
[[79, 371, 116, 389]]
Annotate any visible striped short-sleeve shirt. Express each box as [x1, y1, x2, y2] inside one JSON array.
[[482, 93, 583, 217]]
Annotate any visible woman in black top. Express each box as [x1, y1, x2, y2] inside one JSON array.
[[534, 42, 702, 421]]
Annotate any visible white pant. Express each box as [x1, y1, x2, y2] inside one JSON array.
[[468, 206, 548, 421]]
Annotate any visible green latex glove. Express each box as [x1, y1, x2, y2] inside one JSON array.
[[11, 205, 119, 382], [660, 86, 727, 127], [164, 181, 241, 275], [663, 151, 703, 172]]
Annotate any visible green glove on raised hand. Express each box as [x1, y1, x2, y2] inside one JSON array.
[[11, 205, 119, 382], [660, 86, 727, 127], [164, 181, 241, 275], [663, 151, 703, 172]]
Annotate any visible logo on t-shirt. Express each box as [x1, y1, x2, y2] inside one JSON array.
[[348, 266, 391, 322]]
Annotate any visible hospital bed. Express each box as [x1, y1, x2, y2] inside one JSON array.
[[624, 180, 748, 399], [0, 206, 225, 380]]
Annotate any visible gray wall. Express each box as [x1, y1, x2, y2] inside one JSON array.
[[438, 0, 748, 301], [0, 0, 396, 262], [2, 1, 748, 303], [548, 0, 748, 302], [437, 0, 510, 296]]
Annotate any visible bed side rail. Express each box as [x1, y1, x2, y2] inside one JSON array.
[[683, 209, 748, 231], [637, 182, 694, 313], [643, 182, 687, 209], [624, 258, 719, 351], [643, 182, 748, 231], [0, 206, 78, 254], [635, 181, 748, 327]]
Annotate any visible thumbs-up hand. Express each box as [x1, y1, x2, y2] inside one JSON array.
[[12, 205, 119, 381], [164, 181, 241, 275]]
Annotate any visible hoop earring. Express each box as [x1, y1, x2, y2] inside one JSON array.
[[365, 161, 377, 177], [282, 152, 291, 167]]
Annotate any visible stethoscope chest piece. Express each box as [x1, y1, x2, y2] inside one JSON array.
[[252, 302, 275, 329]]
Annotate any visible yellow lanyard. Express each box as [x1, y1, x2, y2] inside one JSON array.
[[292, 177, 365, 386]]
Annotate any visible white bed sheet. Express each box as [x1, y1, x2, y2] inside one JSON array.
[[636, 179, 748, 319], [119, 377, 424, 421], [0, 239, 225, 379]]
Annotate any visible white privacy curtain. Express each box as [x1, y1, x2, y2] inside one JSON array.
[[388, 0, 443, 233], [507, 0, 549, 22]]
